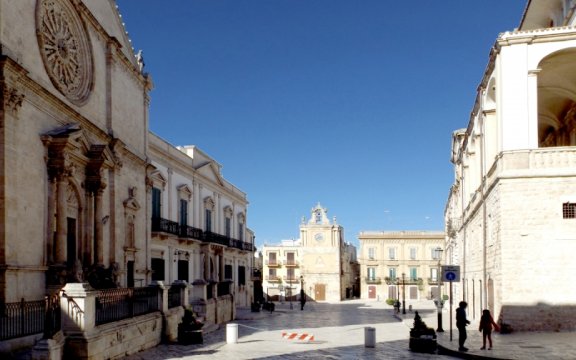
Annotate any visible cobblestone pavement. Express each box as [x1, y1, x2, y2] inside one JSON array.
[[125, 299, 455, 359]]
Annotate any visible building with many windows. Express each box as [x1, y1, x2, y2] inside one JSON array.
[[358, 231, 444, 303], [148, 135, 255, 312], [0, 0, 255, 356], [445, 0, 576, 331], [261, 204, 359, 302]]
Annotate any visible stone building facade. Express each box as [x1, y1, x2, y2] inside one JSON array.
[[0, 0, 255, 356], [0, 0, 151, 304], [445, 0, 576, 331], [358, 231, 444, 303], [261, 204, 359, 302], [148, 135, 255, 312]]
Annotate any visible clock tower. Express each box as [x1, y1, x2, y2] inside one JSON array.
[[300, 203, 345, 301]]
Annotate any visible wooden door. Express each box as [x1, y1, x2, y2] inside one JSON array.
[[368, 285, 376, 299], [315, 284, 326, 301]]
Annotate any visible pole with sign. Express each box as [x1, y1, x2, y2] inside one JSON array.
[[442, 265, 460, 342]]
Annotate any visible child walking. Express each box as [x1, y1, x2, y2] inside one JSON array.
[[479, 309, 500, 350]]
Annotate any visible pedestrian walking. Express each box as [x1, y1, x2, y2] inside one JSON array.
[[394, 299, 401, 314], [300, 289, 306, 310], [479, 309, 500, 350], [456, 301, 470, 352]]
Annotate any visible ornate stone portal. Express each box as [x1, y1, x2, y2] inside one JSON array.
[[35, 0, 93, 105]]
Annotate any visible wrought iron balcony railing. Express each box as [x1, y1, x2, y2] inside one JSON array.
[[151, 217, 254, 252], [365, 277, 381, 284]]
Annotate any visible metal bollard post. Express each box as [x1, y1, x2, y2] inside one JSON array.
[[226, 323, 238, 344], [364, 326, 375, 348]]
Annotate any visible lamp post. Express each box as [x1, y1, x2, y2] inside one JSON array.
[[289, 277, 293, 310], [402, 272, 406, 314], [436, 247, 444, 332]]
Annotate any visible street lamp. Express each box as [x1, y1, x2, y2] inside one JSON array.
[[402, 272, 406, 314], [436, 247, 444, 332], [289, 277, 293, 310]]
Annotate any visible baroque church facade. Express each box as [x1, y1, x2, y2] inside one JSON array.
[[0, 0, 254, 356], [261, 204, 359, 303], [445, 0, 576, 331]]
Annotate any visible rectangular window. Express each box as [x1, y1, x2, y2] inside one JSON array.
[[431, 268, 438, 281], [178, 260, 189, 282], [410, 248, 417, 260], [152, 187, 161, 219], [205, 209, 212, 232], [224, 265, 233, 280], [287, 268, 295, 281], [268, 252, 277, 266], [286, 252, 295, 266], [563, 202, 576, 219], [179, 199, 188, 227], [388, 247, 396, 260], [368, 247, 375, 260], [151, 258, 165, 281], [225, 217, 231, 237], [238, 266, 246, 286], [367, 267, 376, 280], [389, 267, 397, 280], [268, 268, 277, 280], [238, 223, 244, 241], [410, 267, 418, 281]]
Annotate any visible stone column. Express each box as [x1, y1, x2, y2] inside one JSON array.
[[527, 69, 540, 149], [94, 189, 104, 265], [85, 192, 94, 264], [46, 178, 56, 264], [55, 175, 67, 264]]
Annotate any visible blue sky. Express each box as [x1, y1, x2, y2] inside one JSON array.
[[116, 0, 526, 248]]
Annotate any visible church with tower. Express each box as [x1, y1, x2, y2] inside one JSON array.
[[261, 203, 359, 302]]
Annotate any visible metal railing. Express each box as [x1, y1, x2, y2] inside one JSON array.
[[151, 217, 254, 252], [0, 298, 48, 340], [95, 287, 159, 326]]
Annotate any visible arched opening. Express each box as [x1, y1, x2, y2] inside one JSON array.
[[537, 48, 576, 147]]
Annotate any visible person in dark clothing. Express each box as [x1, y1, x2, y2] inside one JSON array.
[[456, 301, 471, 352], [300, 289, 306, 310], [479, 309, 500, 350], [394, 299, 401, 314]]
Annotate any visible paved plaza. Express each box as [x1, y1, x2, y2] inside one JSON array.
[[124, 299, 576, 360], [125, 299, 452, 360]]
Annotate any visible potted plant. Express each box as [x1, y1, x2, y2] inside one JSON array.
[[409, 311, 437, 353], [178, 307, 204, 345]]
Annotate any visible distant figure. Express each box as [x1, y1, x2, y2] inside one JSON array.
[[300, 289, 306, 310], [456, 301, 471, 352], [394, 299, 401, 314], [479, 309, 500, 350]]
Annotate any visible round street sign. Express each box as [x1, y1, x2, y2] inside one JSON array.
[[445, 272, 456, 281]]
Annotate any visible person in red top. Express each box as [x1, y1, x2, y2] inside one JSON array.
[[479, 309, 500, 350]]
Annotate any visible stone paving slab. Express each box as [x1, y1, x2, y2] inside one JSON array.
[[395, 300, 576, 360]]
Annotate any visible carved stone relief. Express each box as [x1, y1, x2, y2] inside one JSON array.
[[36, 0, 93, 105]]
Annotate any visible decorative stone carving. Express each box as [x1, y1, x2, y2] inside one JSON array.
[[36, 0, 94, 105], [3, 86, 25, 113]]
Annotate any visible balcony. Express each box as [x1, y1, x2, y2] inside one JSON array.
[[365, 277, 382, 284], [151, 217, 254, 252], [427, 278, 443, 285], [265, 275, 281, 282], [283, 260, 299, 267], [385, 277, 423, 285], [266, 260, 281, 267], [283, 276, 299, 283]]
